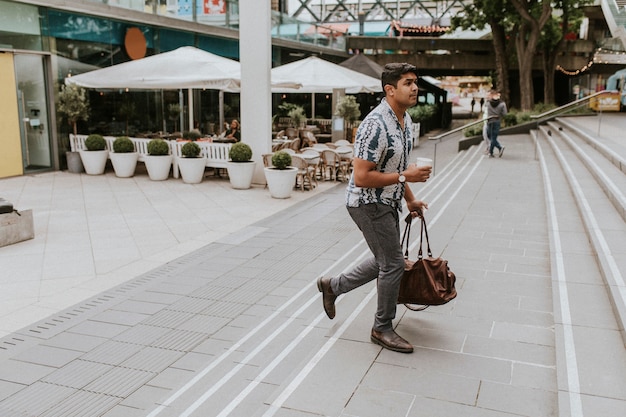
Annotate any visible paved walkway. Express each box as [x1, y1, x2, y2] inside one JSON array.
[[0, 114, 624, 417], [0, 167, 338, 337]]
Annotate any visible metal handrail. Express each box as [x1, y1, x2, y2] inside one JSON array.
[[529, 89, 618, 120], [428, 117, 493, 142], [425, 89, 619, 174], [427, 116, 496, 175]]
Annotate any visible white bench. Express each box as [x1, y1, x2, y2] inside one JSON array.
[[70, 134, 151, 161], [69, 135, 232, 179], [171, 141, 232, 178]]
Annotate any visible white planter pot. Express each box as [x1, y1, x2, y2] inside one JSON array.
[[264, 166, 298, 199], [144, 155, 173, 181], [66, 151, 84, 173], [226, 161, 256, 189], [79, 150, 109, 175], [177, 156, 206, 184], [110, 152, 138, 178]]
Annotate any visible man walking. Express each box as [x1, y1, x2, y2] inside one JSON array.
[[317, 63, 431, 353], [486, 89, 507, 157]]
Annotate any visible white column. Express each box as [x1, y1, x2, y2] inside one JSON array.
[[240, 0, 272, 184]]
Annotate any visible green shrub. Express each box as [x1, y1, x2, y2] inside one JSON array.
[[407, 104, 437, 123], [181, 141, 201, 158], [287, 106, 306, 128], [113, 136, 134, 153], [271, 151, 292, 170], [463, 122, 484, 137], [335, 95, 361, 123], [147, 139, 170, 156], [502, 112, 518, 127], [85, 134, 106, 151], [182, 130, 202, 141], [229, 142, 253, 162]]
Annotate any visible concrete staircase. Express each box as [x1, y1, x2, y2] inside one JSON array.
[[531, 117, 626, 417]]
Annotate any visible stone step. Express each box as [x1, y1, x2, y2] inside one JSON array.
[[533, 127, 626, 417]]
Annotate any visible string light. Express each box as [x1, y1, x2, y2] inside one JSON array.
[[557, 48, 626, 76], [556, 60, 594, 76]]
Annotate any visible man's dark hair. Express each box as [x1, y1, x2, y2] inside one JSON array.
[[381, 63, 418, 90]]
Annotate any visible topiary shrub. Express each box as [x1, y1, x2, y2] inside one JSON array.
[[271, 151, 292, 170], [182, 130, 202, 141], [181, 141, 201, 158], [147, 138, 170, 156], [113, 136, 135, 153], [85, 134, 106, 151], [229, 142, 253, 162]]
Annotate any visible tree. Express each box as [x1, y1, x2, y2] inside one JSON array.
[[539, 0, 593, 104], [509, 0, 553, 110], [455, 0, 590, 110], [57, 84, 90, 136], [451, 0, 513, 105]]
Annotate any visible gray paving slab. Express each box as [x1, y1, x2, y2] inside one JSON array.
[[1, 121, 626, 416]]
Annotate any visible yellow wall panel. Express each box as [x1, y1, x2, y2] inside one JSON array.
[[0, 53, 23, 178]]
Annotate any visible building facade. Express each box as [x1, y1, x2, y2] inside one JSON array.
[[0, 0, 345, 178]]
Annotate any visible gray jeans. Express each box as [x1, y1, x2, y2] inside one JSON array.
[[331, 203, 404, 332]]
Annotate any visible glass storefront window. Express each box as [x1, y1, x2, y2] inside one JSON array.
[[0, 0, 42, 50]]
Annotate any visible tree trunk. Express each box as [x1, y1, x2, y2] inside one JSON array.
[[489, 18, 510, 105], [510, 0, 553, 111], [515, 23, 536, 110], [543, 46, 557, 104]]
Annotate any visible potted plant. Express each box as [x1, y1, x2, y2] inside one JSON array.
[[264, 151, 297, 199], [177, 141, 206, 184], [180, 130, 202, 142], [144, 138, 172, 181], [57, 84, 90, 173], [79, 134, 109, 175], [407, 104, 437, 146], [110, 136, 138, 178], [335, 95, 361, 142], [226, 142, 256, 189], [288, 105, 306, 129]]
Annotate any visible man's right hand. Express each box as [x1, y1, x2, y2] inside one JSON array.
[[404, 164, 432, 183]]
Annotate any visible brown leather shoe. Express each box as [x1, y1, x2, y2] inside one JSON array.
[[371, 329, 414, 353], [316, 276, 337, 319]]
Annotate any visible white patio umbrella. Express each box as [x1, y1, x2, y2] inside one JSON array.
[[270, 55, 382, 94], [271, 55, 381, 118], [65, 46, 242, 91], [65, 46, 299, 131]]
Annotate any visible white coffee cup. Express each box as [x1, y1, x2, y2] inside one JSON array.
[[416, 157, 433, 167]]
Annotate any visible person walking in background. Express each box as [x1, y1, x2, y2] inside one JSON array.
[[481, 91, 492, 154], [316, 63, 431, 354], [486, 89, 507, 158], [470, 97, 476, 115]]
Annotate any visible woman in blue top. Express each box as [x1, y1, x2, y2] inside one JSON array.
[[317, 63, 432, 353]]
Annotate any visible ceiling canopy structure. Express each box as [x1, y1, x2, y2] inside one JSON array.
[[287, 0, 471, 24]]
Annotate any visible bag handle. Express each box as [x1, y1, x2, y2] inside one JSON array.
[[419, 215, 433, 259], [401, 213, 412, 258], [401, 212, 432, 260]]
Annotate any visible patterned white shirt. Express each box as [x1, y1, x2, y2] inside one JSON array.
[[346, 98, 413, 210]]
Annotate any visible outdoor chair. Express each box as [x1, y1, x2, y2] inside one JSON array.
[[285, 127, 298, 139], [321, 149, 350, 182], [291, 155, 316, 191]]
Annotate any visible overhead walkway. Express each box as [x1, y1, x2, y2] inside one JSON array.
[[0, 115, 624, 416]]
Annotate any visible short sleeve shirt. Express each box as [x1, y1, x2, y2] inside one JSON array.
[[346, 98, 413, 210]]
